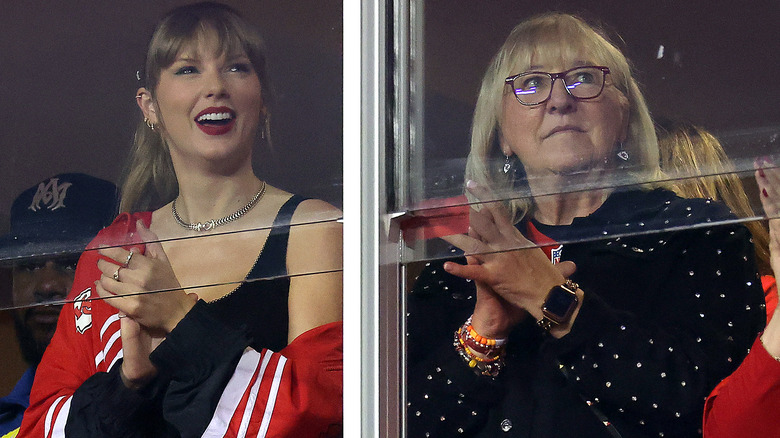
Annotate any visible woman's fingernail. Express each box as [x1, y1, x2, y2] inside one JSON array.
[[758, 168, 766, 177], [466, 180, 477, 189], [443, 262, 452, 271], [764, 188, 770, 198]]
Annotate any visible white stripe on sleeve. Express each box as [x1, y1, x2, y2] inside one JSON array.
[[100, 314, 120, 339], [201, 349, 266, 437], [256, 356, 288, 438], [49, 396, 72, 438], [108, 349, 124, 372], [44, 395, 72, 438], [44, 396, 65, 438], [94, 329, 120, 367], [235, 352, 274, 437]]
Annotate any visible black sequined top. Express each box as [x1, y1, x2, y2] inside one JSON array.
[[407, 188, 766, 438]]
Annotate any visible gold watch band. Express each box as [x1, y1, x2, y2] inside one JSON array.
[[537, 279, 579, 331]]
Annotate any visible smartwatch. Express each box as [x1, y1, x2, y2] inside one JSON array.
[[537, 279, 579, 331]]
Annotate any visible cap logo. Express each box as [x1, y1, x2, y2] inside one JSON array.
[[28, 178, 73, 212]]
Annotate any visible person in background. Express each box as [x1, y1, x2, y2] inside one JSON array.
[[20, 3, 343, 437], [702, 159, 780, 437], [0, 173, 118, 437], [657, 120, 774, 298]]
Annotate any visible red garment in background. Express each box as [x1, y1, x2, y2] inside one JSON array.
[[702, 275, 780, 437], [763, 275, 778, 321]]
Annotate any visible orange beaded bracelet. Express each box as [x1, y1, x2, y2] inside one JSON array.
[[459, 316, 507, 357], [453, 316, 507, 377], [454, 329, 505, 377]]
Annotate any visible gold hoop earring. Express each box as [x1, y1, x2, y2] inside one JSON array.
[[144, 117, 155, 131]]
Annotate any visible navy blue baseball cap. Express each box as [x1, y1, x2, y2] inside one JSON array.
[[0, 173, 119, 263]]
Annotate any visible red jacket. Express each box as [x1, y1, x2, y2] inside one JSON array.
[[702, 275, 780, 437], [19, 213, 342, 437]]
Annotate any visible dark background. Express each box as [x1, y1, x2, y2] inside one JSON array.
[[2, 0, 779, 226], [422, 0, 780, 199], [0, 0, 344, 229]]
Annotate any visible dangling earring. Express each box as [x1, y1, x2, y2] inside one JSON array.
[[502, 154, 512, 174], [144, 117, 155, 131], [260, 112, 269, 140], [616, 142, 629, 162]]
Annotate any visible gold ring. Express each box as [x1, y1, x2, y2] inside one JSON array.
[[113, 267, 121, 281]]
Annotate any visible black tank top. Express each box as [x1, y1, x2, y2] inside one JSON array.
[[206, 195, 305, 352]]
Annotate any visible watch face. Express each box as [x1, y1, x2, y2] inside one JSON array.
[[543, 285, 578, 322]]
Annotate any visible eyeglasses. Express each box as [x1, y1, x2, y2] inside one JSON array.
[[505, 66, 610, 106]]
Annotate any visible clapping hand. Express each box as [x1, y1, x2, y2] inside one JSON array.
[[443, 181, 576, 338], [94, 220, 197, 388]]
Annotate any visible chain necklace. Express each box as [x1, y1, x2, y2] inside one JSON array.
[[171, 181, 267, 232]]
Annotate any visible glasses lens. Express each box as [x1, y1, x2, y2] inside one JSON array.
[[563, 67, 604, 99], [511, 73, 551, 105]]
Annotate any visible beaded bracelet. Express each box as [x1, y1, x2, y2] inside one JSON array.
[[460, 316, 507, 357], [453, 316, 507, 377], [453, 330, 505, 377]]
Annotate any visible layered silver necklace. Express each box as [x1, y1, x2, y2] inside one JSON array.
[[171, 181, 267, 232]]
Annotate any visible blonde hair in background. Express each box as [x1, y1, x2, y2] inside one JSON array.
[[658, 120, 772, 276], [465, 12, 661, 224], [120, 2, 271, 213]]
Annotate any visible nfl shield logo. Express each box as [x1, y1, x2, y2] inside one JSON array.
[[550, 245, 563, 264]]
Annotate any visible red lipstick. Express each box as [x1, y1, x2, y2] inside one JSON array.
[[195, 106, 236, 136]]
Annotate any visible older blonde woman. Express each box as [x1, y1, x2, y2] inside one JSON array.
[[407, 13, 764, 437]]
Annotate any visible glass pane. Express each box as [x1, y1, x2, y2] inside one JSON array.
[[401, 2, 779, 438]]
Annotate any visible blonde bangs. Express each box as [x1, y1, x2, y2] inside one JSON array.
[[143, 5, 267, 94]]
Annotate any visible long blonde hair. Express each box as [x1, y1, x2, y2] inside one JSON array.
[[658, 120, 772, 275], [120, 2, 270, 213], [465, 13, 661, 223]]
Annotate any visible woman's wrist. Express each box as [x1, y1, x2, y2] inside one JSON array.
[[454, 315, 508, 377], [120, 362, 157, 391], [163, 293, 199, 333], [471, 305, 516, 339]]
